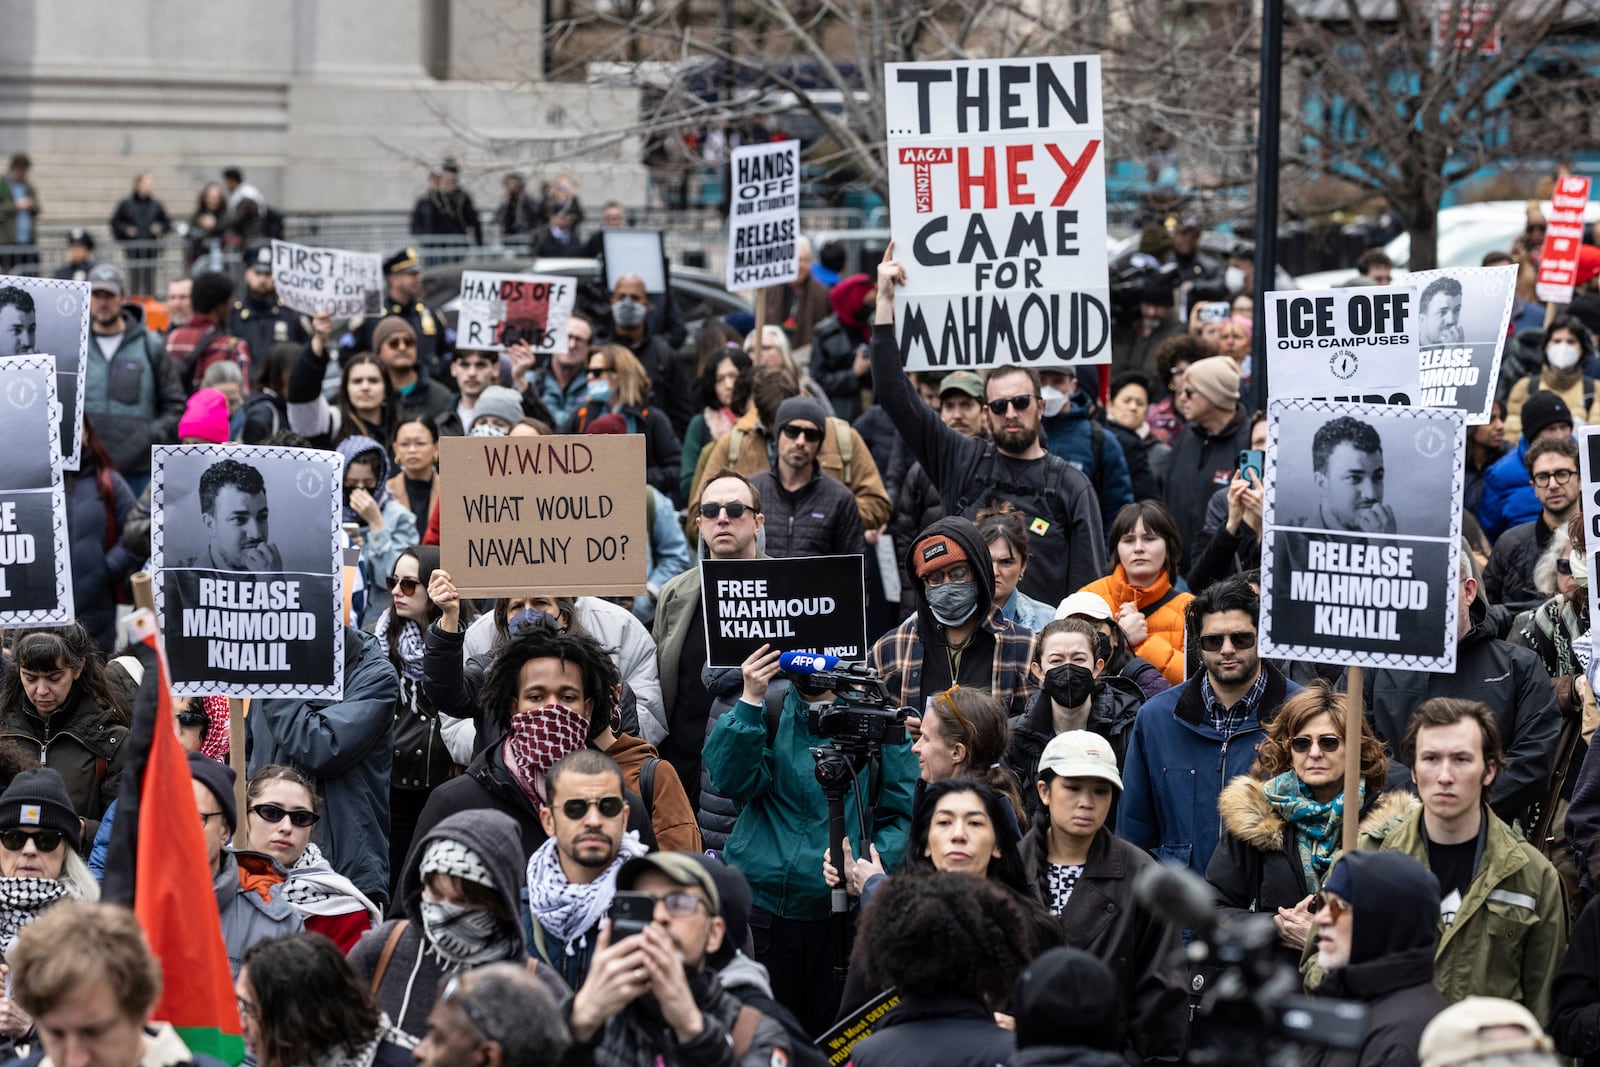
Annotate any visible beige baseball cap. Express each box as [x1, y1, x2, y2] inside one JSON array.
[[1055, 591, 1113, 622], [1037, 731, 1122, 791], [1419, 998, 1553, 1067]]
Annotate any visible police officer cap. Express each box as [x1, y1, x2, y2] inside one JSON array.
[[245, 245, 272, 274], [384, 247, 424, 276]]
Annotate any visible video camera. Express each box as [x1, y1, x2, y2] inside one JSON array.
[[778, 653, 910, 750]]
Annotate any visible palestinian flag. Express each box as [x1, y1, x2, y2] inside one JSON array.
[[101, 611, 244, 1065]]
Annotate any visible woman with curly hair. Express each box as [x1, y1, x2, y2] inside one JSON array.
[[1206, 681, 1390, 965], [238, 933, 411, 1067]]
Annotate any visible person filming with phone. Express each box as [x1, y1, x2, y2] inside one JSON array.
[[1186, 412, 1267, 592]]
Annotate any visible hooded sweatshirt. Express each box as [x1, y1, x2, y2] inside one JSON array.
[[335, 435, 420, 617]]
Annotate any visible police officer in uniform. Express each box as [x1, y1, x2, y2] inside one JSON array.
[[228, 245, 309, 357], [342, 246, 453, 383]]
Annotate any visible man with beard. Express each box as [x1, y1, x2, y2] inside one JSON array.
[[83, 263, 185, 494], [1290, 415, 1396, 534], [1484, 436, 1581, 612], [526, 749, 648, 991], [871, 246, 1107, 606]]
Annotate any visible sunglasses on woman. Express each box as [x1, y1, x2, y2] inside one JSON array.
[[0, 830, 62, 852], [385, 574, 421, 595], [561, 796, 625, 820], [1198, 631, 1257, 652], [249, 803, 320, 828], [1290, 734, 1341, 754], [176, 711, 209, 730]]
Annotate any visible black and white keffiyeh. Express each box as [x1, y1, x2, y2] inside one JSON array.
[[373, 610, 426, 682], [0, 877, 77, 956], [524, 831, 648, 954], [420, 838, 493, 886], [282, 842, 381, 923]]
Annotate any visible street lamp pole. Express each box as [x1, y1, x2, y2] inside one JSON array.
[[1251, 0, 1284, 415]]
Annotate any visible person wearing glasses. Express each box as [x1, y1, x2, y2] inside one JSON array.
[[1118, 576, 1301, 876], [1207, 683, 1390, 971], [1480, 389, 1575, 542], [191, 752, 304, 976], [566, 343, 683, 499], [371, 316, 455, 425], [236, 933, 412, 1067], [1301, 853, 1448, 1067], [1484, 436, 1581, 613], [525, 749, 648, 990], [1157, 353, 1254, 565], [748, 395, 865, 560], [568, 851, 793, 1067], [414, 962, 572, 1067], [235, 765, 380, 953], [870, 247, 1107, 607]]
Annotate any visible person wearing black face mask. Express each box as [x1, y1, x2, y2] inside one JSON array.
[[1006, 618, 1145, 822]]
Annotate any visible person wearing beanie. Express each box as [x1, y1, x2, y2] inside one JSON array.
[[749, 394, 865, 560], [570, 342, 683, 499], [1421, 997, 1557, 1067], [1158, 353, 1252, 560], [1300, 852, 1448, 1067], [1009, 947, 1127, 1066], [193, 749, 305, 976], [372, 315, 455, 425], [341, 247, 451, 382], [1480, 388, 1576, 541], [178, 387, 232, 444], [468, 384, 525, 434]]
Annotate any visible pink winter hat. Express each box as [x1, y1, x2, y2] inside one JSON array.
[[178, 388, 231, 443]]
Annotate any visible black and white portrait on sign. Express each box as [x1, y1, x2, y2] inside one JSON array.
[[1261, 398, 1464, 673], [152, 444, 343, 699], [0, 358, 72, 626], [0, 274, 89, 472], [1410, 265, 1516, 425]]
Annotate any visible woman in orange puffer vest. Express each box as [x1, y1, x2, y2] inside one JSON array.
[[1076, 501, 1192, 685]]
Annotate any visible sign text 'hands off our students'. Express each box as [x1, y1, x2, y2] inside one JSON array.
[[439, 434, 648, 598], [885, 56, 1110, 371], [726, 140, 801, 292]]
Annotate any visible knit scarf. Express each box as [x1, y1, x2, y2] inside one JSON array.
[[1263, 771, 1360, 893], [0, 877, 76, 958], [373, 609, 426, 682], [525, 830, 648, 954], [501, 704, 590, 812]]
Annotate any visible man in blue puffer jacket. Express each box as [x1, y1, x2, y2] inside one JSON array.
[[1479, 390, 1573, 542]]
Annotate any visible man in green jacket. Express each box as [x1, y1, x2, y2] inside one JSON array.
[[1305, 696, 1567, 1020], [703, 639, 917, 1038]]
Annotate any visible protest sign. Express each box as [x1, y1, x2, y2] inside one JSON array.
[[885, 56, 1110, 371], [1265, 285, 1422, 404], [1260, 399, 1464, 672], [1433, 0, 1501, 55], [816, 989, 900, 1067], [269, 240, 382, 318], [456, 271, 576, 355], [1578, 427, 1600, 670], [0, 358, 72, 626], [151, 445, 343, 699], [726, 140, 800, 292], [0, 274, 89, 472], [1536, 176, 1591, 305], [1408, 264, 1515, 424], [439, 434, 648, 597], [700, 555, 867, 668]]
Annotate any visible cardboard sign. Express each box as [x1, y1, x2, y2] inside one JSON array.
[[269, 240, 383, 318], [726, 140, 801, 292], [700, 555, 868, 668], [816, 989, 900, 1067], [456, 271, 576, 355], [0, 358, 72, 626], [1536, 176, 1592, 305], [1265, 285, 1422, 404], [439, 434, 648, 597], [1578, 427, 1600, 671], [885, 56, 1110, 371], [151, 445, 344, 699], [1260, 399, 1464, 673], [0, 274, 89, 472], [1408, 264, 1515, 425]]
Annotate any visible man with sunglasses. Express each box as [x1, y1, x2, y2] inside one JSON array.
[[1483, 436, 1581, 613], [415, 963, 572, 1067], [749, 395, 865, 560], [568, 852, 792, 1067], [1119, 576, 1301, 875], [871, 248, 1107, 606], [371, 316, 455, 423]]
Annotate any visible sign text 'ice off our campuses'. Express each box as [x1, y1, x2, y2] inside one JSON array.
[[886, 56, 1112, 371]]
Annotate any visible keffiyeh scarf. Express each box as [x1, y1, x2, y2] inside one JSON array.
[[0, 877, 77, 957], [282, 842, 381, 922], [502, 704, 590, 811], [525, 831, 647, 954], [200, 695, 231, 761], [373, 609, 426, 682], [1263, 771, 1360, 893]]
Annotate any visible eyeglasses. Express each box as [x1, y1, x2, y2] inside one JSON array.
[[176, 711, 209, 730], [236, 995, 257, 1021], [1558, 558, 1574, 576], [568, 334, 592, 348], [1198, 631, 1257, 652], [1290, 734, 1342, 754], [385, 336, 417, 349], [985, 394, 1036, 416], [440, 974, 499, 1045], [198, 811, 226, 827], [632, 890, 708, 916], [699, 501, 753, 520], [586, 366, 611, 378], [385, 574, 421, 595], [1533, 469, 1578, 487], [0, 830, 62, 852], [923, 564, 974, 587], [1308, 891, 1351, 921], [781, 424, 823, 443], [249, 803, 319, 828], [561, 796, 625, 820]]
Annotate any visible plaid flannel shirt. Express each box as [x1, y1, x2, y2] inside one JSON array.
[[868, 607, 1037, 716]]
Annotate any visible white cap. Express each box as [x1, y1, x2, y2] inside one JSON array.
[[1055, 591, 1113, 622], [1037, 731, 1122, 791], [1419, 998, 1553, 1067]]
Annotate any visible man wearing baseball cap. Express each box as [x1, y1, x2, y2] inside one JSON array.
[[1419, 997, 1557, 1067], [937, 370, 985, 438], [567, 852, 791, 1066]]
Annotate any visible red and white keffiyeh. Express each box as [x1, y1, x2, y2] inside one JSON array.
[[501, 703, 589, 810]]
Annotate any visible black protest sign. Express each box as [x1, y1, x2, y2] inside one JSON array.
[[1260, 399, 1464, 673], [0, 274, 90, 471], [1409, 265, 1515, 425], [700, 555, 867, 668], [0, 358, 72, 625], [151, 445, 344, 699], [816, 989, 900, 1067]]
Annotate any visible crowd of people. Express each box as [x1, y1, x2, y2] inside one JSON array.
[[0, 173, 1598, 1067]]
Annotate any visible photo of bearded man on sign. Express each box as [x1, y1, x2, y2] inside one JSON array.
[[1289, 416, 1397, 535]]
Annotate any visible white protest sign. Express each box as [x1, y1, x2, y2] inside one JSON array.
[[726, 140, 801, 292], [270, 240, 383, 318], [1266, 285, 1422, 404], [1409, 265, 1515, 425], [885, 56, 1110, 371], [457, 271, 576, 355], [1579, 427, 1600, 671], [1260, 399, 1464, 673]]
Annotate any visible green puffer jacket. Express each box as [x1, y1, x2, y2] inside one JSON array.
[[704, 684, 917, 921], [1303, 791, 1568, 1021]]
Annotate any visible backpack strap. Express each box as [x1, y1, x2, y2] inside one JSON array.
[[646, 489, 657, 532], [639, 756, 659, 824], [731, 1004, 764, 1058], [830, 417, 854, 482], [369, 919, 410, 996], [1140, 586, 1182, 618], [1586, 377, 1595, 415]]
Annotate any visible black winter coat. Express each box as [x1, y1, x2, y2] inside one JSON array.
[[749, 466, 865, 559], [850, 995, 1015, 1067], [1160, 405, 1251, 567], [1301, 946, 1448, 1067], [1482, 516, 1553, 614], [1008, 680, 1141, 822], [811, 314, 866, 421], [1104, 419, 1162, 502], [63, 462, 137, 653], [1008, 1048, 1127, 1067], [0, 691, 126, 844], [1552, 894, 1600, 1065]]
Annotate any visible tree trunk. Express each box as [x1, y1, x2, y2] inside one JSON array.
[[1404, 200, 1440, 271]]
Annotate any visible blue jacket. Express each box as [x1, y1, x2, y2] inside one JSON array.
[[1479, 437, 1542, 542], [1043, 391, 1133, 531], [1117, 663, 1300, 874]]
